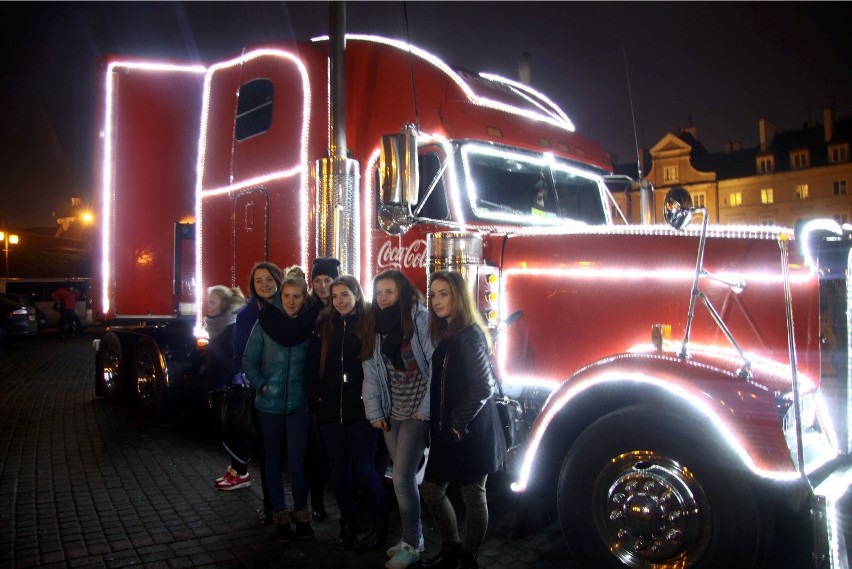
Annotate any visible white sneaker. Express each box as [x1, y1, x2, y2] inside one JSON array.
[[385, 540, 421, 569], [386, 536, 425, 557]]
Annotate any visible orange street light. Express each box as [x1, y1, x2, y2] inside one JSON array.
[[1, 231, 19, 277]]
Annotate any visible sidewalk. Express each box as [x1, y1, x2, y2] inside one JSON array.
[[0, 330, 571, 569]]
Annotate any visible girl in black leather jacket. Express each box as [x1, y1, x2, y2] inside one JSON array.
[[421, 270, 507, 569]]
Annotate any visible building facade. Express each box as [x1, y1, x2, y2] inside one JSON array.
[[612, 108, 852, 229]]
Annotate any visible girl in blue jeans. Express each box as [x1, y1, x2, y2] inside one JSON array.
[[362, 270, 434, 569], [243, 266, 320, 543]]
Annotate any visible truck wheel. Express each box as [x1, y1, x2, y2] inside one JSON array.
[[131, 336, 181, 423], [95, 332, 129, 406], [557, 407, 767, 569]]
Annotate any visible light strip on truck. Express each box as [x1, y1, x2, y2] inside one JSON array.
[[311, 34, 575, 133], [100, 61, 206, 314], [193, 49, 311, 335]]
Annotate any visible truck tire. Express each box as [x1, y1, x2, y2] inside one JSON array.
[[557, 407, 768, 569], [130, 335, 183, 424], [95, 331, 131, 406]]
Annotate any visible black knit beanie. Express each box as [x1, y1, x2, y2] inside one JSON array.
[[311, 257, 341, 281]]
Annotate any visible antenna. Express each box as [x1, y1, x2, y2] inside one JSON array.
[[621, 36, 642, 179]]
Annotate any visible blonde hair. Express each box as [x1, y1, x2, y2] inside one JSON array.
[[281, 265, 309, 298], [207, 285, 246, 315]]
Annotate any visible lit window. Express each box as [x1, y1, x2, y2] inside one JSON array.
[[830, 144, 849, 164], [663, 165, 679, 183], [760, 188, 774, 205], [728, 192, 742, 207], [833, 180, 848, 196], [757, 156, 774, 173], [795, 183, 809, 200], [791, 150, 809, 169], [691, 192, 706, 208]]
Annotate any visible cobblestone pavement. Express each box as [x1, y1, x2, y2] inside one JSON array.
[[0, 329, 573, 569]]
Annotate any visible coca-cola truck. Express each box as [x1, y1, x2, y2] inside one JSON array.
[[92, 22, 850, 569]]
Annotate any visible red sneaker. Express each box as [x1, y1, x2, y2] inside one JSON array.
[[214, 466, 235, 485], [216, 471, 251, 491]]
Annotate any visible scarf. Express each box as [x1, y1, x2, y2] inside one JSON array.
[[205, 313, 237, 340], [258, 300, 318, 347], [375, 304, 406, 370]]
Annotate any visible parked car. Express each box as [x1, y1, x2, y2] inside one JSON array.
[[0, 278, 92, 331], [0, 294, 39, 341], [0, 293, 48, 329]]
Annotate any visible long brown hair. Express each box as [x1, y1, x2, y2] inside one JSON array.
[[319, 276, 370, 375], [359, 269, 425, 361], [247, 261, 285, 302], [427, 270, 490, 347]]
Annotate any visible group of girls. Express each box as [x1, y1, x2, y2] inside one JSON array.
[[203, 259, 506, 569]]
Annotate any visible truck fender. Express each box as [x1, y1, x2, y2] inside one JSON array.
[[511, 352, 798, 495]]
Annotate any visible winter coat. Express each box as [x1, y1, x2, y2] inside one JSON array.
[[362, 304, 433, 423], [242, 299, 318, 416], [202, 319, 236, 392], [304, 310, 367, 424], [233, 296, 261, 373], [426, 324, 507, 481]]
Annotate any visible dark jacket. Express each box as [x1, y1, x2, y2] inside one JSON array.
[[304, 310, 367, 425], [427, 324, 507, 482], [233, 297, 261, 372], [203, 321, 236, 392]]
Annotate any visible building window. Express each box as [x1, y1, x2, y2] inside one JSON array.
[[757, 156, 774, 173], [830, 144, 849, 164], [728, 192, 743, 207], [759, 216, 776, 226], [834, 180, 848, 196], [663, 165, 679, 183], [760, 188, 774, 205], [691, 192, 706, 208], [791, 150, 809, 169], [795, 183, 809, 200], [835, 213, 849, 225]]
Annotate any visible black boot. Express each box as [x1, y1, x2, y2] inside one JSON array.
[[294, 509, 315, 540], [335, 513, 357, 550], [455, 551, 479, 569], [420, 542, 462, 568], [272, 510, 293, 543], [354, 515, 388, 551]]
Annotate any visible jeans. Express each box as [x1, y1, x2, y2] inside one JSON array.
[[320, 420, 385, 519], [384, 418, 429, 546], [421, 475, 489, 555], [257, 409, 310, 513]]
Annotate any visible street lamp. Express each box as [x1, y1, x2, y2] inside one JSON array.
[[0, 231, 20, 278]]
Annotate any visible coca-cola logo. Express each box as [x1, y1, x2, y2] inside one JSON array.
[[377, 239, 428, 269]]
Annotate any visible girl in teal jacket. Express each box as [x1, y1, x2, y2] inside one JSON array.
[[243, 266, 320, 543]]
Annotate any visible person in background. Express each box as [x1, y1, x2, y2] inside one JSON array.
[[51, 282, 81, 337], [243, 266, 320, 543], [305, 275, 387, 550], [221, 263, 284, 518], [305, 256, 341, 523], [420, 270, 507, 569], [202, 285, 249, 490], [362, 269, 433, 569]]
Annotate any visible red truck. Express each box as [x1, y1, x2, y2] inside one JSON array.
[[91, 24, 850, 569]]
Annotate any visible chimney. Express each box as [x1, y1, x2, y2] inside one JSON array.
[[823, 107, 834, 142], [759, 118, 776, 152]]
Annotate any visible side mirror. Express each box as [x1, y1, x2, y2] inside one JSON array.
[[378, 124, 419, 235], [663, 186, 694, 230]]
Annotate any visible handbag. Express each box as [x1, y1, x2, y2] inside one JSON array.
[[209, 384, 259, 437], [494, 381, 525, 450]]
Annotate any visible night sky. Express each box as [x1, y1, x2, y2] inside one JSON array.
[[1, 1, 849, 227]]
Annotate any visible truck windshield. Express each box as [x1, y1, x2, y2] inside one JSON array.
[[461, 143, 608, 225]]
